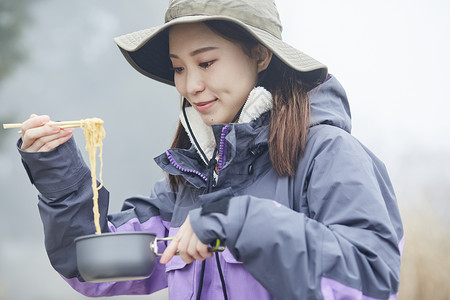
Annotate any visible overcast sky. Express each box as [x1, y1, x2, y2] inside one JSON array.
[[278, 0, 450, 210]]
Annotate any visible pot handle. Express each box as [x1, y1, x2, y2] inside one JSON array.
[[150, 237, 225, 256]]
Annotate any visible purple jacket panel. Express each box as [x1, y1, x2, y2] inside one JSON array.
[[165, 227, 275, 300]]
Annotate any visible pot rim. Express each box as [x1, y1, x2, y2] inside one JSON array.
[[74, 231, 156, 242]]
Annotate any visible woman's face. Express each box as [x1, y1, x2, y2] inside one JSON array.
[[169, 22, 263, 126]]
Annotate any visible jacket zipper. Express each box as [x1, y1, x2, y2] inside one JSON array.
[[165, 150, 209, 182]]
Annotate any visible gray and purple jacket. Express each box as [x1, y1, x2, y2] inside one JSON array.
[[19, 76, 403, 299]]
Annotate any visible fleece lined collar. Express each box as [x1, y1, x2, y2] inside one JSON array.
[[179, 87, 272, 164]]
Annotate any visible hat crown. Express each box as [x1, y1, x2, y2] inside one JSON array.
[[165, 0, 283, 38]]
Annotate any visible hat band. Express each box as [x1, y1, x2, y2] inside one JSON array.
[[165, 2, 283, 39]]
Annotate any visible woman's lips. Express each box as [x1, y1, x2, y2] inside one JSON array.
[[193, 99, 217, 113]]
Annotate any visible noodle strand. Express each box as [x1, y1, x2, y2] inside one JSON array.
[[81, 118, 105, 235]]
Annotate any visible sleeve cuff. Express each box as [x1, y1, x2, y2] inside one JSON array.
[[190, 195, 251, 252], [189, 208, 225, 245], [17, 136, 90, 198]]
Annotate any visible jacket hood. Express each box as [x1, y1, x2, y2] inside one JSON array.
[[308, 75, 352, 133]]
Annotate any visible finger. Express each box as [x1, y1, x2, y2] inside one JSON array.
[[21, 115, 50, 133], [188, 239, 212, 261], [177, 233, 195, 264], [160, 217, 191, 264], [37, 129, 74, 152], [20, 115, 53, 150], [196, 240, 213, 260], [23, 128, 73, 152], [21, 125, 60, 150], [160, 220, 188, 264], [177, 224, 198, 264], [187, 234, 202, 261], [185, 227, 211, 261], [160, 236, 180, 264], [187, 231, 213, 261]]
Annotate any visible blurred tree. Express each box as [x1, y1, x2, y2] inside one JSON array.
[[0, 0, 32, 82], [0, 0, 33, 147]]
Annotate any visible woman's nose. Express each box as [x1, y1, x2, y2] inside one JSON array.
[[185, 70, 205, 95]]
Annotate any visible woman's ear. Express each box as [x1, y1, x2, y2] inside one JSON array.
[[254, 45, 273, 73]]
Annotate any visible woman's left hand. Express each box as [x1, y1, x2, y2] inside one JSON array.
[[160, 215, 213, 264]]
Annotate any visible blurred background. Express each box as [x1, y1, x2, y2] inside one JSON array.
[[0, 0, 449, 299]]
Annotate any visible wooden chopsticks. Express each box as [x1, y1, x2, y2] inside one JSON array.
[[3, 121, 82, 133]]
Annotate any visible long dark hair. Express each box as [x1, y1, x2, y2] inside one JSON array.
[[168, 20, 322, 189]]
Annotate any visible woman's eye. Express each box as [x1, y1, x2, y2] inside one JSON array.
[[170, 67, 184, 74], [199, 60, 215, 69]]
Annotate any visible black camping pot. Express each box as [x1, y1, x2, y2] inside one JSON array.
[[75, 232, 225, 283], [74, 232, 170, 283]]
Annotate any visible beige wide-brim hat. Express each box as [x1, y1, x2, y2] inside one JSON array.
[[114, 0, 328, 86]]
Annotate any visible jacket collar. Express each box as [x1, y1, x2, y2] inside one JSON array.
[[154, 111, 272, 189], [180, 86, 272, 164]]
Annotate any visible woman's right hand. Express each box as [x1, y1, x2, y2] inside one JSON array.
[[20, 114, 74, 152]]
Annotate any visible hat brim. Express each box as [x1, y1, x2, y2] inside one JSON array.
[[114, 15, 327, 86]]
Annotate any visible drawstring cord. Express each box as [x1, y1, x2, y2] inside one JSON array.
[[196, 148, 230, 300], [182, 98, 209, 163], [196, 260, 206, 300], [182, 97, 241, 300], [215, 252, 228, 300], [196, 148, 223, 300]]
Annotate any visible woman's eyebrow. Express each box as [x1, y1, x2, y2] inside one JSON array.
[[169, 46, 218, 59], [190, 46, 218, 56]]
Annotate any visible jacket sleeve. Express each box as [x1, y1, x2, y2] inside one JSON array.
[[18, 137, 174, 297], [189, 127, 403, 300]]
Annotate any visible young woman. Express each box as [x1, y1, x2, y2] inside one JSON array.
[[18, 0, 403, 299]]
